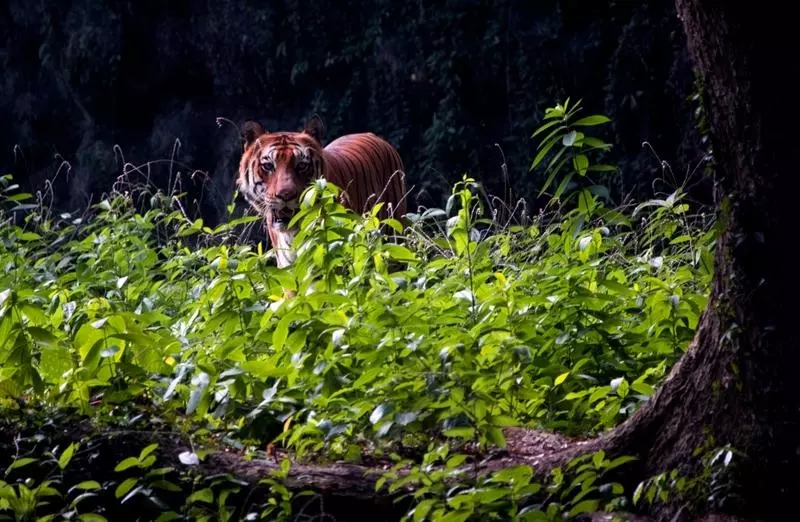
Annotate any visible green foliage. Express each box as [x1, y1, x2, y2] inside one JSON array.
[[381, 448, 635, 521], [632, 441, 743, 516], [0, 99, 716, 519], [530, 97, 617, 202], [0, 429, 295, 521]]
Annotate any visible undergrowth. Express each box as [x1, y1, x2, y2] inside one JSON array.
[[0, 99, 716, 520]]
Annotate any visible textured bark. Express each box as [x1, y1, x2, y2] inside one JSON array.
[[596, 2, 800, 519]]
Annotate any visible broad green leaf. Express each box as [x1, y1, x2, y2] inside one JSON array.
[[443, 427, 475, 440], [554, 372, 569, 386], [114, 457, 140, 472], [115, 478, 138, 499], [73, 481, 102, 491], [568, 499, 599, 517], [272, 314, 291, 351], [58, 442, 77, 470], [384, 245, 417, 262], [139, 443, 159, 460], [573, 154, 589, 176], [240, 360, 289, 379], [572, 115, 610, 126], [6, 457, 38, 472], [78, 514, 108, 522], [530, 136, 558, 170], [411, 498, 437, 522], [531, 120, 563, 138], [486, 427, 506, 448], [188, 488, 214, 504]]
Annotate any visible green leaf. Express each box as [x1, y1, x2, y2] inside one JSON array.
[[631, 380, 655, 396], [573, 154, 589, 176], [588, 386, 611, 404], [74, 481, 102, 491], [474, 487, 508, 503], [139, 443, 159, 460], [616, 378, 630, 398], [592, 450, 606, 468], [115, 478, 138, 499], [581, 137, 610, 149], [530, 136, 558, 170], [554, 372, 569, 386], [552, 171, 574, 200], [446, 454, 469, 469], [572, 115, 611, 126], [530, 120, 563, 138], [632, 482, 645, 505], [27, 327, 59, 348], [78, 515, 108, 522], [486, 427, 506, 448], [490, 415, 517, 427], [538, 156, 569, 196], [606, 455, 638, 470], [439, 510, 471, 522], [443, 427, 475, 440], [188, 488, 214, 504], [587, 164, 618, 172], [568, 499, 599, 517], [411, 498, 437, 522], [18, 232, 42, 241], [114, 457, 140, 472], [150, 480, 182, 492], [384, 244, 417, 262], [6, 457, 38, 473], [240, 360, 289, 379], [272, 315, 291, 351]]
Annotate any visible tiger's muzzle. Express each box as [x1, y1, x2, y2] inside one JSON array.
[[267, 197, 300, 229]]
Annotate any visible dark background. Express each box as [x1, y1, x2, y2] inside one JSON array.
[[1, 0, 708, 228]]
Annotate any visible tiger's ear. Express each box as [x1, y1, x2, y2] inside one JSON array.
[[304, 114, 325, 143], [242, 120, 266, 150]]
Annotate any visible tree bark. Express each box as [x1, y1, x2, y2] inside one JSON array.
[[597, 2, 800, 519]]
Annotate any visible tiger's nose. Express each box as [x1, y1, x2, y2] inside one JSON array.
[[276, 187, 298, 201]]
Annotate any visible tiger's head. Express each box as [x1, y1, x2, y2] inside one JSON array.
[[237, 117, 326, 231]]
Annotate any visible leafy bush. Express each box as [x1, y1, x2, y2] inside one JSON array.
[[0, 101, 715, 520]]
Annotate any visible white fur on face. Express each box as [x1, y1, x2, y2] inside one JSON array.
[[244, 141, 320, 270], [272, 225, 298, 269]]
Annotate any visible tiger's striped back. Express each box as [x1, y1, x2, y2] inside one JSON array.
[[322, 133, 407, 220]]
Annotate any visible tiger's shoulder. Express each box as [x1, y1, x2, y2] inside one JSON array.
[[319, 132, 406, 218]]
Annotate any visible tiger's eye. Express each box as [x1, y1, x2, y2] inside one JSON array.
[[261, 161, 275, 173]]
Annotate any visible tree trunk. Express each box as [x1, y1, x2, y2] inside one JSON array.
[[598, 2, 800, 519]]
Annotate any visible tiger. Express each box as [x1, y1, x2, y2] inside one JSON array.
[[236, 116, 407, 269]]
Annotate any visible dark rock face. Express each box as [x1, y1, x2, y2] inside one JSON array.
[[1, 0, 705, 226]]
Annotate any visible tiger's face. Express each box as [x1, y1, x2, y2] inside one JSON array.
[[238, 119, 325, 231]]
